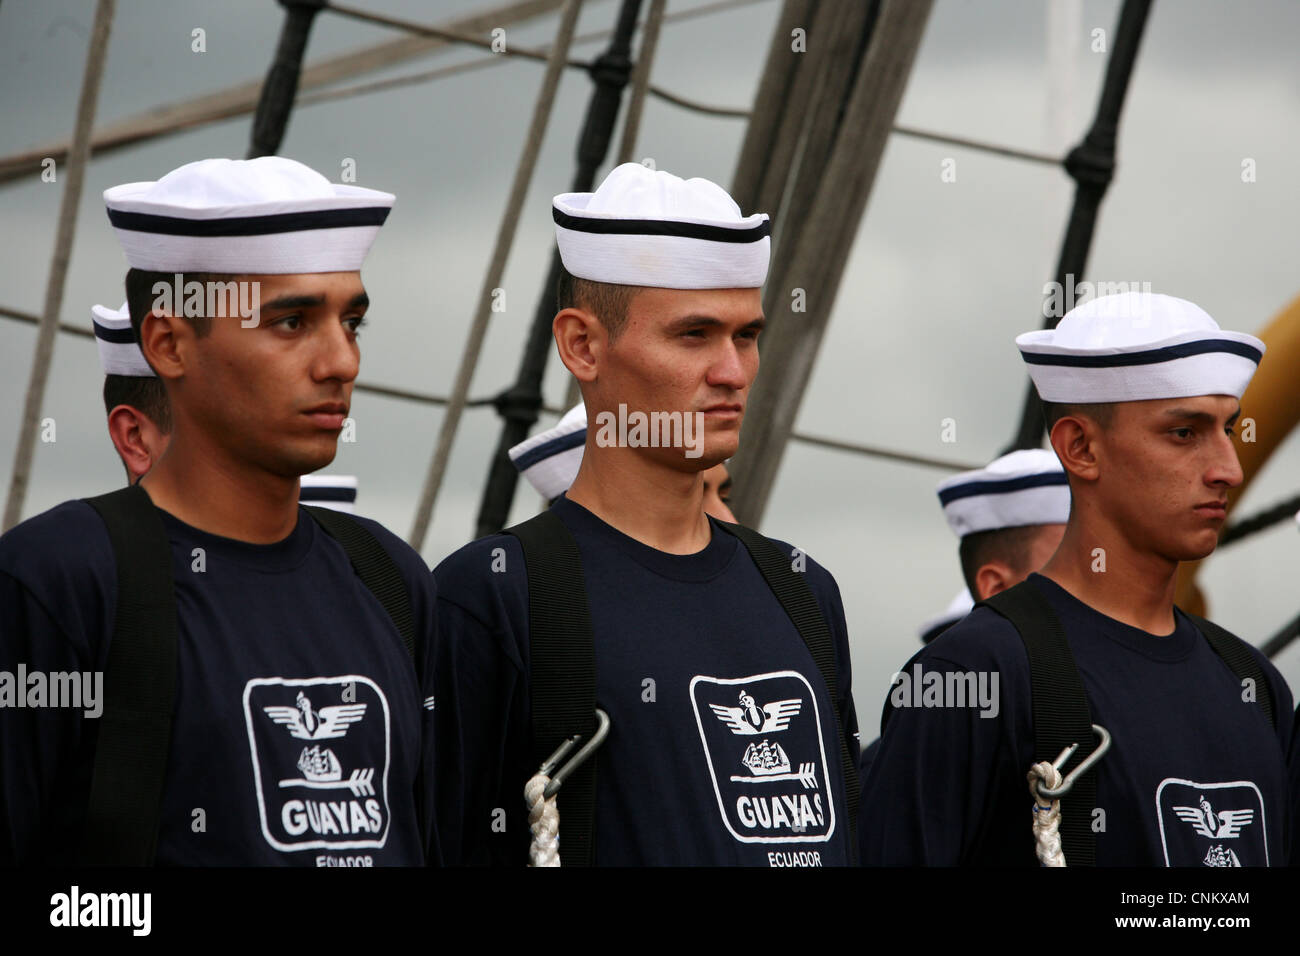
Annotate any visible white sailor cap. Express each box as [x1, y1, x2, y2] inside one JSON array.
[[300, 474, 358, 514], [104, 157, 394, 274], [553, 163, 770, 289], [936, 449, 1070, 538], [918, 588, 975, 644], [93, 301, 155, 378], [1016, 292, 1264, 403], [508, 403, 587, 501]]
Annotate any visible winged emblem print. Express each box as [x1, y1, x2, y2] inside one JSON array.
[[263, 691, 368, 740], [709, 689, 802, 735], [1172, 795, 1254, 839]]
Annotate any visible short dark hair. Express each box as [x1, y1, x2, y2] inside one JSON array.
[[556, 264, 643, 341], [124, 268, 228, 339], [957, 524, 1046, 597], [102, 374, 173, 434], [1042, 400, 1116, 432]]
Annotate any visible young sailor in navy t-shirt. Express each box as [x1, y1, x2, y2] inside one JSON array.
[[434, 163, 859, 866], [860, 291, 1295, 866], [0, 157, 439, 866]]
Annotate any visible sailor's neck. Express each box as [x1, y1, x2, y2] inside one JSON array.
[[1039, 519, 1179, 635], [565, 451, 711, 554], [140, 441, 300, 544]]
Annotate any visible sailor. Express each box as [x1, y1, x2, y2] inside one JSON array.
[[94, 301, 171, 482], [95, 303, 357, 512], [860, 291, 1295, 865], [937, 448, 1069, 605], [0, 157, 439, 866], [858, 450, 1069, 781], [509, 401, 737, 520], [433, 162, 859, 866]]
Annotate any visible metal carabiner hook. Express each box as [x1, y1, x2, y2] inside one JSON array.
[[540, 708, 611, 799], [1035, 723, 1111, 799]]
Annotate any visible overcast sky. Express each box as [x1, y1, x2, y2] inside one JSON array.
[[3, 0, 1300, 724]]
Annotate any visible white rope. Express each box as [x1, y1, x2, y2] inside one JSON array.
[[1027, 761, 1065, 867], [525, 772, 561, 867]]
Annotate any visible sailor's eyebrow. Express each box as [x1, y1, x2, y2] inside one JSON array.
[[260, 294, 324, 311], [1161, 406, 1241, 425], [664, 315, 765, 333]]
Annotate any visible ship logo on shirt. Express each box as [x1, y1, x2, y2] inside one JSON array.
[[1156, 778, 1268, 867], [691, 671, 834, 845], [709, 690, 801, 735], [244, 676, 393, 853]]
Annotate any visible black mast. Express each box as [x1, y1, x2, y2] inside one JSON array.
[[1005, 0, 1154, 452]]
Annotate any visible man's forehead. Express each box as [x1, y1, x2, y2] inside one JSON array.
[[1129, 395, 1240, 418], [632, 285, 763, 320], [244, 271, 364, 291]]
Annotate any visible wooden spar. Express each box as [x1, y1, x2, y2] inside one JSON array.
[[1004, 0, 1153, 452], [730, 0, 814, 214], [769, 1, 876, 258], [0, 0, 567, 185], [246, 0, 327, 159], [408, 0, 585, 552], [3, 0, 116, 531], [473, 0, 648, 539], [728, 0, 934, 528]]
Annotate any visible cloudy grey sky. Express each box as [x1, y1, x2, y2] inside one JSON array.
[[3, 0, 1299, 725]]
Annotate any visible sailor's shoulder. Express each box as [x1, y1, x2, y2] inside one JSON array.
[[0, 499, 114, 585], [922, 604, 1029, 673]]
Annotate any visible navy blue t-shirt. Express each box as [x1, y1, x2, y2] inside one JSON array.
[[433, 495, 859, 866], [860, 573, 1295, 866], [0, 499, 439, 866]]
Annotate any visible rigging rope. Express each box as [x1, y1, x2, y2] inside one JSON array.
[[1027, 761, 1066, 867], [407, 0, 585, 550], [524, 771, 562, 866], [3, 0, 116, 532]]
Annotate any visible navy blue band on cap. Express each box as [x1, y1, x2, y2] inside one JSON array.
[[512, 428, 586, 472], [299, 486, 357, 504], [938, 471, 1069, 506], [1020, 338, 1263, 368], [552, 208, 771, 244], [107, 205, 391, 237], [92, 320, 137, 344]]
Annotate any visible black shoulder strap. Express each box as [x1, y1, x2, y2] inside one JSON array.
[[1183, 612, 1276, 730], [716, 521, 860, 864], [80, 484, 179, 866], [505, 510, 598, 867], [304, 506, 415, 662], [980, 581, 1097, 867]]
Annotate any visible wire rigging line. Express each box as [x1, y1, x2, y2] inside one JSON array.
[[3, 0, 116, 532], [407, 0, 585, 551], [318, 1, 1054, 153]]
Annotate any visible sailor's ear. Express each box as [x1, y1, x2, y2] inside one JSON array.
[[106, 405, 156, 482], [975, 560, 1017, 602], [1049, 415, 1100, 483], [554, 306, 603, 383], [138, 309, 189, 381]]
